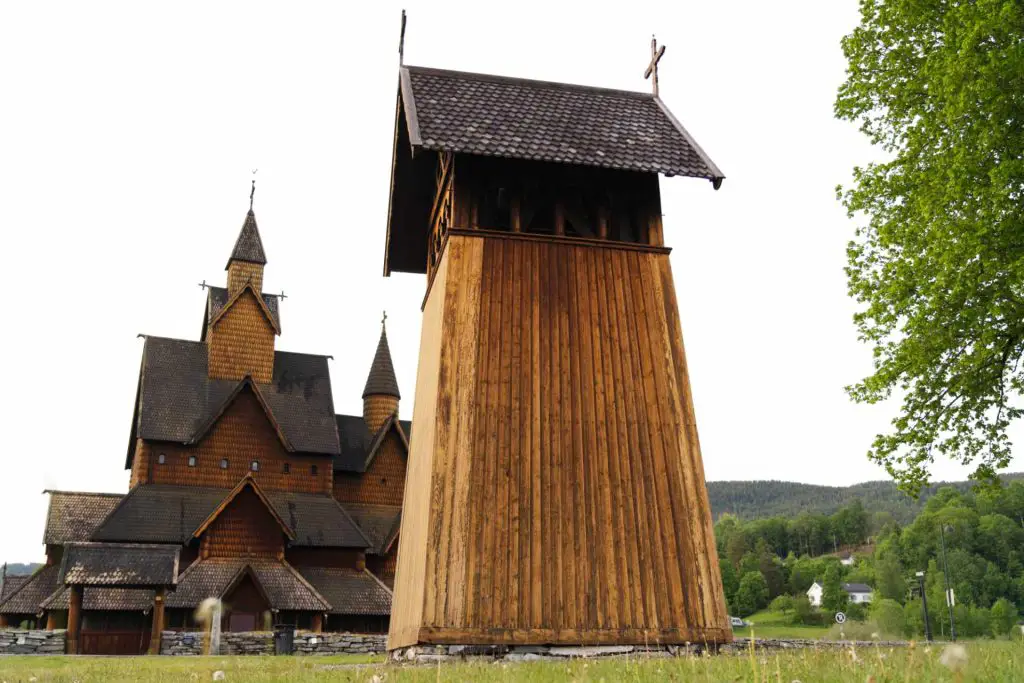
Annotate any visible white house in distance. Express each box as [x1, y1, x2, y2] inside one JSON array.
[[807, 582, 874, 607]]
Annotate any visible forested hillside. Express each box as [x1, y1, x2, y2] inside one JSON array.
[[707, 474, 1024, 524]]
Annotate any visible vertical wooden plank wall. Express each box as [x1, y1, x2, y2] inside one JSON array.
[[389, 234, 730, 648]]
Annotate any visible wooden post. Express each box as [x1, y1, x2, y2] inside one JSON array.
[[311, 613, 323, 633], [0, 614, 8, 628], [554, 201, 565, 236], [148, 587, 166, 655], [67, 585, 83, 654], [597, 207, 609, 240], [45, 611, 58, 630], [511, 196, 521, 233]]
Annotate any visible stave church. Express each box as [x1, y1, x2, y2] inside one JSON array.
[[1, 20, 731, 657], [0, 207, 407, 654]]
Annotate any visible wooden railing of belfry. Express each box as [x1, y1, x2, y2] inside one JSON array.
[[427, 151, 454, 281]]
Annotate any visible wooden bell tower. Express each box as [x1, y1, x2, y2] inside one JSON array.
[[384, 52, 731, 649]]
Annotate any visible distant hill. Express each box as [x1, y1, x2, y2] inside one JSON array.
[[3, 563, 41, 576], [706, 473, 1024, 524]]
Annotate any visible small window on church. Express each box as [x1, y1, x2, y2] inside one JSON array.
[[251, 460, 259, 472], [311, 465, 318, 476], [157, 453, 166, 465], [283, 463, 290, 474], [187, 455, 197, 468], [220, 458, 229, 469]]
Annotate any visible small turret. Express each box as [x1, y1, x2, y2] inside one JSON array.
[[362, 316, 400, 432]]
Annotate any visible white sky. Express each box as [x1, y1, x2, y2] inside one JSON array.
[[1, 1, 1019, 563]]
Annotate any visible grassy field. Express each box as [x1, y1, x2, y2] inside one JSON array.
[[0, 641, 1021, 682], [730, 609, 832, 639]]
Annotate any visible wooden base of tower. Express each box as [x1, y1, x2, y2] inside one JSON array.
[[389, 233, 731, 650]]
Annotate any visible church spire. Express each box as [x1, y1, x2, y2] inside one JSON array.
[[362, 314, 401, 432], [226, 209, 267, 269]]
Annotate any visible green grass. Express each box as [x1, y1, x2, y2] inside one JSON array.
[[731, 608, 831, 639], [0, 642, 1022, 682]]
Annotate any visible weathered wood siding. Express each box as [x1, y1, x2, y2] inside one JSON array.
[[130, 391, 333, 494], [333, 433, 407, 506], [388, 234, 730, 647], [200, 487, 285, 559], [227, 261, 264, 296]]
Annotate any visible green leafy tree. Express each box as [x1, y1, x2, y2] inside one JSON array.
[[875, 554, 907, 603], [719, 559, 739, 611], [822, 565, 848, 613], [990, 598, 1019, 637], [734, 571, 769, 617], [768, 594, 794, 615], [835, 0, 1024, 494], [871, 598, 906, 638], [903, 598, 925, 637]]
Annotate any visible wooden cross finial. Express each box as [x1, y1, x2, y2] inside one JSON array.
[[198, 279, 209, 290], [644, 35, 666, 97], [398, 10, 407, 65], [249, 169, 258, 211], [279, 290, 287, 300], [382, 310, 388, 327]]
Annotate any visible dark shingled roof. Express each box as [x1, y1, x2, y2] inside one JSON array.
[[362, 326, 400, 399], [402, 65, 723, 181], [299, 567, 392, 615], [207, 286, 280, 332], [843, 583, 873, 594], [0, 565, 59, 615], [130, 337, 340, 461], [333, 414, 411, 473], [0, 575, 29, 603], [60, 543, 179, 587], [341, 504, 402, 555], [43, 491, 124, 545], [226, 210, 267, 267], [92, 484, 370, 549], [43, 586, 154, 611], [167, 559, 329, 612]]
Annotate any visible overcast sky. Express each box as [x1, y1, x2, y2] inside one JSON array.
[[1, 1, 1019, 562]]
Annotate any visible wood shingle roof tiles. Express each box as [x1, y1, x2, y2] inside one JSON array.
[[402, 65, 724, 182], [227, 210, 267, 267], [166, 558, 329, 612], [362, 326, 400, 399], [91, 484, 370, 549], [299, 567, 392, 615], [43, 491, 123, 545], [128, 337, 340, 464], [60, 543, 179, 587]]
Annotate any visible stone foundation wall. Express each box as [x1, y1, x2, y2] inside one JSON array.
[[160, 630, 387, 656], [0, 629, 66, 655], [389, 638, 911, 663]]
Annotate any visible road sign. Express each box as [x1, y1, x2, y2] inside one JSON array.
[[835, 612, 847, 624], [946, 589, 955, 607]]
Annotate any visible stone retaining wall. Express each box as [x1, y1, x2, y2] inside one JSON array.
[[0, 629, 66, 655], [160, 630, 387, 656], [389, 638, 911, 663]]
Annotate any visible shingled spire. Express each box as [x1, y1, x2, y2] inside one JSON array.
[[362, 316, 400, 432], [226, 210, 267, 296]]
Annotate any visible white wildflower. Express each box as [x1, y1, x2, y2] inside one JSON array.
[[939, 644, 968, 672], [212, 672, 225, 681]]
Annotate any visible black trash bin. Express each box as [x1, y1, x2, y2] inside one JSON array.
[[273, 624, 294, 655]]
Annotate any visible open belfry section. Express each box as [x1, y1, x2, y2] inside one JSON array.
[[1, 205, 410, 655], [385, 59, 731, 647]]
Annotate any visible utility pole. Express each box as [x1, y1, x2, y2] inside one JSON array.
[[916, 571, 933, 642], [938, 524, 957, 641]]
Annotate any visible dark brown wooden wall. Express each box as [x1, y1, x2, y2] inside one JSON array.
[[389, 234, 729, 648], [333, 433, 407, 506], [200, 488, 285, 559], [130, 391, 333, 494]]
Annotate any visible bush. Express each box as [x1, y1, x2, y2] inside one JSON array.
[[845, 602, 867, 622], [990, 598, 1019, 637], [870, 598, 905, 638], [792, 594, 826, 626]]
